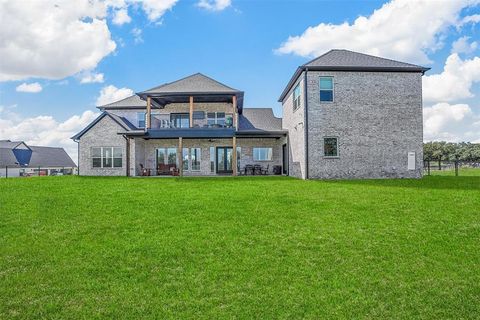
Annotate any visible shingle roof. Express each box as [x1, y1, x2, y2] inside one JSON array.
[[28, 146, 77, 167], [303, 49, 429, 71], [0, 148, 21, 167], [279, 49, 430, 102], [0, 140, 28, 149], [238, 108, 283, 132], [0, 145, 76, 168], [139, 73, 242, 95], [71, 111, 137, 140], [98, 94, 145, 109]]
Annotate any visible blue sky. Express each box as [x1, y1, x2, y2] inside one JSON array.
[[0, 0, 479, 159]]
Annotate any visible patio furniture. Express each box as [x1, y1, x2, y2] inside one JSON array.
[[253, 164, 262, 175], [139, 164, 149, 176], [273, 165, 282, 175], [245, 165, 254, 175], [261, 165, 269, 175]]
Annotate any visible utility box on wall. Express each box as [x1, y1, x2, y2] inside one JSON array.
[[408, 152, 416, 170]]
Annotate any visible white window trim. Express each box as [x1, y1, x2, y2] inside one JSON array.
[[323, 137, 339, 158], [137, 112, 146, 128], [91, 147, 123, 168], [319, 76, 334, 103], [253, 147, 273, 161]]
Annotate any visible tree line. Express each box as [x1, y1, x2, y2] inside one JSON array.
[[424, 142, 480, 162]]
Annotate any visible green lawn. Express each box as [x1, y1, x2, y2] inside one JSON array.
[[1, 176, 479, 319], [429, 167, 480, 176]]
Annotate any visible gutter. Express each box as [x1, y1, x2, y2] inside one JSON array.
[[304, 68, 309, 180]]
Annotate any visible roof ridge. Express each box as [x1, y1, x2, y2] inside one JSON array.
[[302, 49, 335, 67], [99, 94, 139, 107], [337, 49, 425, 68]]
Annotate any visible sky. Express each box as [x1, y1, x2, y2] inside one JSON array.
[[0, 0, 480, 162]]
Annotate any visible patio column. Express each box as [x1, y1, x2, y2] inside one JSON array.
[[232, 95, 237, 129], [178, 137, 183, 176], [146, 96, 152, 129], [232, 136, 237, 176], [189, 96, 193, 128]]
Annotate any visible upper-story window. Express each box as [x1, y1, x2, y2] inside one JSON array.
[[293, 83, 301, 110], [319, 77, 334, 102], [137, 112, 146, 128], [170, 113, 190, 128], [207, 112, 226, 127]]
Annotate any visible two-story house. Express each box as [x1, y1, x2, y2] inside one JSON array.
[[73, 49, 429, 179]]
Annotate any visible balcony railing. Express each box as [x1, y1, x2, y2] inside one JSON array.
[[149, 113, 234, 129]]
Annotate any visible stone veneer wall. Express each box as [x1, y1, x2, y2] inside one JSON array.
[[306, 71, 423, 179], [281, 74, 306, 179], [78, 116, 127, 176]]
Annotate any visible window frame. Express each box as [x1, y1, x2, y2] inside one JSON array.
[[319, 76, 334, 103], [323, 137, 339, 158], [207, 112, 226, 126], [91, 147, 123, 168], [137, 112, 146, 128], [293, 83, 301, 111], [170, 113, 190, 128], [253, 147, 273, 161]]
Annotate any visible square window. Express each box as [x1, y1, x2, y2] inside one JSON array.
[[324, 138, 338, 157]]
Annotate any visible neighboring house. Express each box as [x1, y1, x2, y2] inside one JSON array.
[[73, 49, 429, 179], [0, 140, 77, 177]]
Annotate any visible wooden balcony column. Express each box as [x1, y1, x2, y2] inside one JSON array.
[[232, 95, 237, 129], [146, 96, 152, 129], [189, 96, 193, 128], [232, 136, 237, 176], [178, 137, 183, 176]]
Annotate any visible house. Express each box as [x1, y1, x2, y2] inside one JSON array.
[[0, 140, 77, 177], [72, 49, 429, 179]]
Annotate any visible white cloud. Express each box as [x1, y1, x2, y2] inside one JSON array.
[[423, 102, 480, 142], [131, 27, 143, 44], [96, 85, 134, 106], [459, 14, 480, 26], [140, 0, 179, 22], [423, 53, 480, 102], [197, 0, 231, 11], [80, 72, 105, 84], [0, 0, 117, 81], [451, 36, 478, 54], [275, 0, 480, 64], [112, 7, 131, 25], [0, 108, 99, 163], [15, 82, 43, 93]]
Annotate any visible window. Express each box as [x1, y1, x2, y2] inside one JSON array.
[[137, 112, 146, 128], [324, 137, 338, 157], [210, 147, 215, 173], [181, 147, 202, 171], [207, 112, 226, 127], [236, 146, 241, 172], [92, 147, 122, 168], [170, 113, 190, 128], [156, 148, 178, 167], [319, 77, 334, 102], [253, 147, 272, 161], [293, 83, 301, 110], [182, 148, 189, 171], [190, 148, 201, 171]]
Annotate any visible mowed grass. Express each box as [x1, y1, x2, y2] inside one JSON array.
[[0, 176, 479, 319], [429, 167, 480, 176]]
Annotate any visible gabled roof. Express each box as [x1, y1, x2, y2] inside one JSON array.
[[71, 111, 137, 140], [139, 73, 242, 95], [28, 146, 77, 167], [278, 49, 430, 102], [238, 108, 283, 132], [98, 94, 145, 110], [0, 140, 30, 149], [0, 144, 76, 168], [303, 49, 429, 71]]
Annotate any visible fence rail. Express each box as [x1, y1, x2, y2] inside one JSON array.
[[423, 160, 480, 176]]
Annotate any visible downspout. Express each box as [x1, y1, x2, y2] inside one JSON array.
[[304, 68, 309, 179], [123, 135, 130, 177], [74, 139, 79, 176]]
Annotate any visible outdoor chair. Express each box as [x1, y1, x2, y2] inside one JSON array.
[[245, 165, 254, 175], [261, 165, 269, 175], [253, 164, 262, 175], [139, 164, 149, 176]]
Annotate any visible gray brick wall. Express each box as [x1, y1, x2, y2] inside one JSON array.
[[78, 116, 127, 176], [281, 75, 306, 179], [306, 71, 423, 179]]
